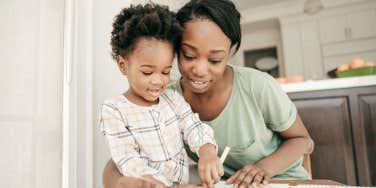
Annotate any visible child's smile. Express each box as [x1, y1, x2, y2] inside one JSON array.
[[118, 38, 174, 106]]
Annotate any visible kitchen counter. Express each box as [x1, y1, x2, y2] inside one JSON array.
[[281, 75, 376, 93]]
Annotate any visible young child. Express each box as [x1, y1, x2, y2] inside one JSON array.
[[100, 4, 222, 187]]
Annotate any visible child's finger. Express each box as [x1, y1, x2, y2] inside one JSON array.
[[262, 175, 271, 184], [198, 165, 206, 185], [211, 165, 220, 182], [217, 161, 224, 176], [205, 166, 214, 187]]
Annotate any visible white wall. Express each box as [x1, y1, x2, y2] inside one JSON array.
[[232, 19, 285, 75], [0, 0, 64, 187], [92, 1, 131, 187]]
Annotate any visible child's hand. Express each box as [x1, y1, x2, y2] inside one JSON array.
[[197, 144, 224, 188]]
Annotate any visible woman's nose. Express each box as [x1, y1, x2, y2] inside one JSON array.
[[192, 60, 208, 77]]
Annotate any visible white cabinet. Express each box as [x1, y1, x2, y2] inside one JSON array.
[[319, 9, 376, 44], [348, 10, 376, 39], [319, 14, 348, 44], [301, 20, 325, 79], [281, 21, 303, 77], [281, 19, 324, 79], [319, 8, 376, 73], [281, 2, 376, 79]]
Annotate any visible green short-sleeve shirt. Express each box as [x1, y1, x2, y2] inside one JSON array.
[[169, 65, 310, 180]]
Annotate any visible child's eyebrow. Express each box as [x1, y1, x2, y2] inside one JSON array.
[[140, 65, 172, 69], [140, 65, 154, 68]]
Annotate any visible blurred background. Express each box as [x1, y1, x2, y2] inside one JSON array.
[[0, 0, 375, 188]]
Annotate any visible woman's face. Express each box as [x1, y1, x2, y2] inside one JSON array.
[[178, 19, 232, 94]]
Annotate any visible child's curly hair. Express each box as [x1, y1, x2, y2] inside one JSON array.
[[110, 3, 183, 60]]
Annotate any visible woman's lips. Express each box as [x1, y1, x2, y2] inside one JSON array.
[[189, 79, 209, 90]]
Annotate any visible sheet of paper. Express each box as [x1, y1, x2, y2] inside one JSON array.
[[214, 181, 231, 188], [215, 181, 290, 188]]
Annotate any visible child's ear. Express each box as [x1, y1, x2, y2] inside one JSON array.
[[117, 55, 128, 75]]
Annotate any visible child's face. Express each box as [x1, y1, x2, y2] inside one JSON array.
[[118, 38, 174, 106]]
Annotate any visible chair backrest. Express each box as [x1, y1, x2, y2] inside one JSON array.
[[303, 153, 312, 175]]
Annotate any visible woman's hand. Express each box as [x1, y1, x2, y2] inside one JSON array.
[[115, 176, 159, 188], [170, 184, 203, 188], [197, 144, 224, 188], [226, 164, 271, 188]]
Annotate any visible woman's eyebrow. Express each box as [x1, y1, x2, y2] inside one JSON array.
[[181, 43, 196, 50], [209, 50, 226, 54], [182, 43, 226, 54]]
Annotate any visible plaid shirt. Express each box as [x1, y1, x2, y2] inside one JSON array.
[[100, 89, 216, 186]]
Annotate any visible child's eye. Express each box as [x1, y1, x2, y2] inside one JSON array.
[[142, 72, 153, 76], [209, 59, 222, 64], [162, 71, 171, 75]]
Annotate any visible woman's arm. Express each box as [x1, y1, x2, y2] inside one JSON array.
[[102, 160, 159, 188], [226, 115, 313, 188], [103, 160, 121, 188], [102, 160, 205, 188], [256, 114, 314, 176]]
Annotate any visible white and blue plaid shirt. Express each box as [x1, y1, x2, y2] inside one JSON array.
[[100, 89, 216, 186]]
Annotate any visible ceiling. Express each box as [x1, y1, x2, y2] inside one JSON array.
[[233, 0, 292, 10]]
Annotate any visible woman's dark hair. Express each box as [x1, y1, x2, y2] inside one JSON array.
[[110, 3, 183, 60], [177, 0, 241, 54]]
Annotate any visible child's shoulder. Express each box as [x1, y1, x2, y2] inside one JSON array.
[[102, 95, 127, 108], [161, 89, 179, 99], [160, 89, 186, 104]]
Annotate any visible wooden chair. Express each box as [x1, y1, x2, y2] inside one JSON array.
[[303, 139, 314, 176], [303, 153, 312, 175]]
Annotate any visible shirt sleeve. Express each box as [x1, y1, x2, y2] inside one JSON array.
[[172, 91, 217, 156], [99, 103, 172, 186], [258, 75, 297, 132]]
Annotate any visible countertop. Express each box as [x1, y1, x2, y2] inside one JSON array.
[[281, 75, 376, 93]]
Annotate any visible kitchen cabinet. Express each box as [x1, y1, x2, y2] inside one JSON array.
[[319, 9, 376, 44], [280, 21, 304, 77], [318, 14, 348, 44], [319, 8, 376, 72], [280, 1, 376, 79], [280, 19, 323, 79], [358, 95, 376, 186], [288, 86, 376, 186]]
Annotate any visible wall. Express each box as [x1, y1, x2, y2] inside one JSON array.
[[232, 19, 285, 75], [0, 0, 64, 187]]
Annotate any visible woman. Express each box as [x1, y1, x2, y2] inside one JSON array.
[[103, 0, 313, 188]]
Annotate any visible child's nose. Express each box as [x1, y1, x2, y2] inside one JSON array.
[[150, 74, 163, 85]]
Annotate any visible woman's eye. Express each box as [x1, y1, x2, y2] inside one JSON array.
[[142, 72, 153, 76], [183, 54, 195, 61]]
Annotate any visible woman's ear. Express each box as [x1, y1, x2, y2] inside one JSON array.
[[117, 55, 128, 75]]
